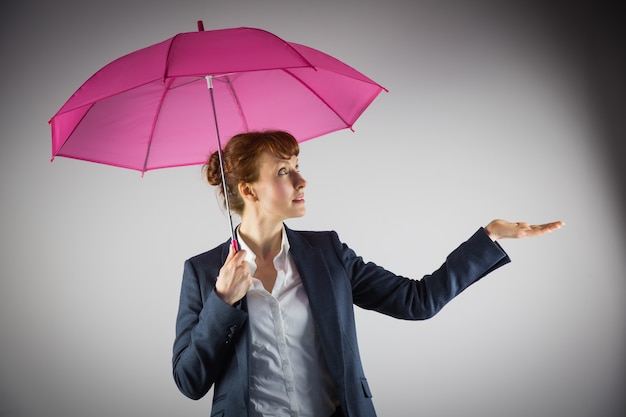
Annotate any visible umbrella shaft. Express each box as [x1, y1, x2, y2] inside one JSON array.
[[207, 75, 238, 250]]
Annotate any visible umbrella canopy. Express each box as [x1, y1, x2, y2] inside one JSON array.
[[49, 24, 386, 173]]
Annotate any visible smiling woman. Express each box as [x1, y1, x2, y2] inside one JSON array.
[[171, 130, 563, 417]]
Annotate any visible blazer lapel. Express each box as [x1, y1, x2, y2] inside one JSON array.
[[234, 296, 250, 405], [285, 228, 344, 373]]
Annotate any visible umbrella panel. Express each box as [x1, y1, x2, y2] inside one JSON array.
[[56, 81, 167, 170]]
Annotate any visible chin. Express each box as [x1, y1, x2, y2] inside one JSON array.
[[290, 209, 306, 219]]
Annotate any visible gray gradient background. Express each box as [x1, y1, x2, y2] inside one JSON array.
[[1, 0, 625, 416]]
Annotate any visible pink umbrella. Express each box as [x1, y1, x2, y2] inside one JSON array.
[[49, 22, 386, 245]]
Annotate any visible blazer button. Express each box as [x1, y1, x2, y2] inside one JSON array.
[[225, 324, 238, 344]]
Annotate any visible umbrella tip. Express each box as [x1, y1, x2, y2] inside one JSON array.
[[197, 20, 205, 31]]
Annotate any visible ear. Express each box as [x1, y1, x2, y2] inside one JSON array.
[[238, 182, 258, 202]]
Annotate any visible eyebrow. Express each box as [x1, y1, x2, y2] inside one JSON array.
[[273, 156, 298, 163]]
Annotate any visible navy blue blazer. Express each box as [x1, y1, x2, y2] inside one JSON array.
[[172, 226, 510, 417]]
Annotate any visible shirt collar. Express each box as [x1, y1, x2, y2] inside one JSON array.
[[236, 224, 291, 274]]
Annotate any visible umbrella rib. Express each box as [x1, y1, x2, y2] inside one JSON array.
[[253, 28, 317, 68], [281, 69, 352, 130], [162, 35, 179, 81], [54, 78, 167, 117], [222, 75, 249, 132], [52, 102, 95, 158], [142, 78, 175, 173]]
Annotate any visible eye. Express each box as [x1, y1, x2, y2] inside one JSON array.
[[278, 167, 288, 175]]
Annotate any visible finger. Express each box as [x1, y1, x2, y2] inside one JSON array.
[[528, 222, 563, 236], [224, 242, 236, 263], [220, 249, 247, 280], [546, 221, 565, 232], [232, 249, 248, 264], [536, 221, 564, 231]]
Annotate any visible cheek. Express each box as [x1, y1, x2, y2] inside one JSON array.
[[259, 182, 290, 204], [274, 183, 292, 200]]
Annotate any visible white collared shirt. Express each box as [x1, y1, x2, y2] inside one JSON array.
[[238, 227, 337, 417]]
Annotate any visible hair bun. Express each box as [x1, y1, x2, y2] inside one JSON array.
[[204, 151, 224, 186]]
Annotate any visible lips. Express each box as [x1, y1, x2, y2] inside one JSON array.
[[293, 194, 305, 203]]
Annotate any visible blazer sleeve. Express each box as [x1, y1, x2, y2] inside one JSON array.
[[172, 254, 248, 400], [337, 227, 511, 319]]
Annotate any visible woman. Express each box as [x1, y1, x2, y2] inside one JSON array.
[[172, 130, 563, 417]]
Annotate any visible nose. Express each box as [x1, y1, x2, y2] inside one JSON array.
[[293, 171, 307, 189]]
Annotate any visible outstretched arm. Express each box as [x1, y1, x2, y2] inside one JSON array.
[[484, 219, 565, 241]]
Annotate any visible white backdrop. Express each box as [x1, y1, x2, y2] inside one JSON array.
[[1, 1, 624, 416]]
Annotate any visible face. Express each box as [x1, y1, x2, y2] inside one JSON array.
[[243, 151, 307, 222]]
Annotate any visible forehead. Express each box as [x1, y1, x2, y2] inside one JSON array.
[[258, 151, 297, 165]]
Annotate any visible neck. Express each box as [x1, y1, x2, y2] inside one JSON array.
[[238, 219, 283, 261]]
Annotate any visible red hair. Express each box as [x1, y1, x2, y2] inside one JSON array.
[[203, 131, 300, 214]]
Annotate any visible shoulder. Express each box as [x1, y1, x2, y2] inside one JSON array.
[[285, 227, 341, 248], [187, 240, 230, 268], [286, 227, 339, 244]]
